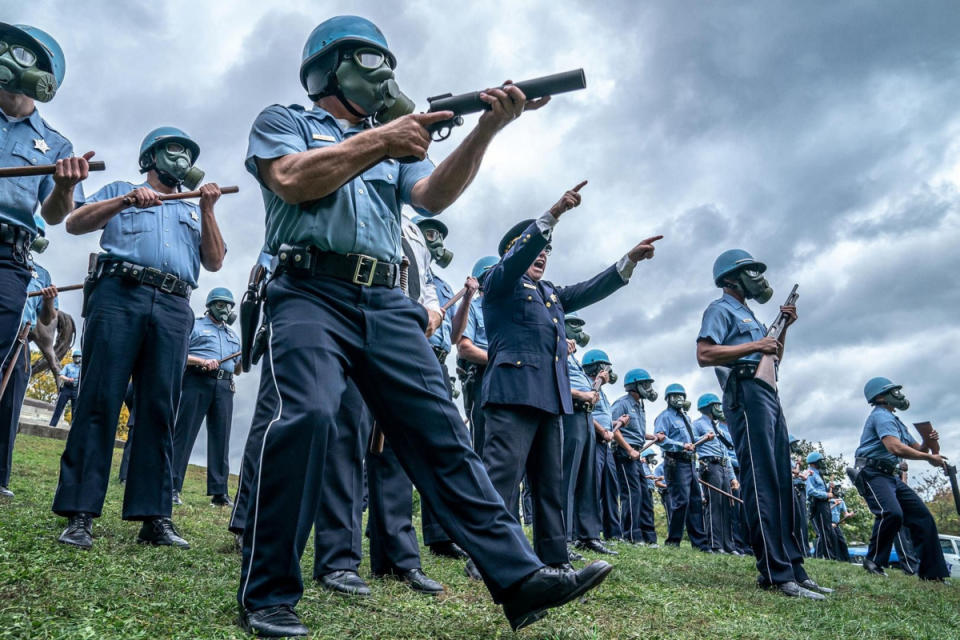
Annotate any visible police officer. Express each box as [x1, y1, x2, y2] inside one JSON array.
[[171, 287, 241, 507], [53, 126, 225, 550], [805, 452, 840, 560], [789, 434, 810, 557], [718, 419, 748, 555], [562, 318, 616, 556], [693, 393, 737, 553], [641, 452, 660, 535], [0, 246, 56, 497], [0, 23, 89, 407], [49, 348, 81, 426], [654, 457, 670, 517], [852, 377, 949, 580], [829, 484, 851, 562], [454, 255, 498, 454], [697, 249, 829, 599], [237, 16, 611, 636], [480, 182, 660, 572], [592, 359, 624, 542], [654, 384, 710, 551], [610, 367, 664, 546]]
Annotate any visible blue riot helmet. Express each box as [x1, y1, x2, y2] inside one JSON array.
[[138, 126, 204, 190], [713, 249, 773, 303], [582, 349, 615, 382], [697, 393, 721, 410], [698, 392, 724, 421], [299, 16, 412, 123], [665, 383, 686, 410], [30, 213, 49, 253], [582, 349, 611, 366], [625, 368, 657, 401], [0, 23, 65, 102], [471, 256, 499, 279], [206, 287, 236, 325], [806, 451, 823, 465], [72, 348, 81, 363], [414, 215, 453, 267], [864, 376, 909, 410]]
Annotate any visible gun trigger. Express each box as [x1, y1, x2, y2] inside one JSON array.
[[433, 126, 453, 142]]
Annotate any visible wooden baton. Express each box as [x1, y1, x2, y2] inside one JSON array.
[[122, 185, 239, 206], [27, 283, 84, 297], [698, 477, 744, 504], [0, 160, 105, 178]]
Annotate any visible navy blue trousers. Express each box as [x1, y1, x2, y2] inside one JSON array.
[[172, 372, 234, 495], [562, 410, 601, 541], [237, 273, 542, 612], [118, 383, 136, 482], [701, 460, 734, 552], [723, 379, 807, 585], [893, 526, 919, 575], [834, 523, 849, 562], [792, 484, 810, 557], [462, 365, 487, 455], [664, 456, 708, 549], [730, 479, 750, 554], [49, 385, 78, 426], [52, 277, 192, 520], [595, 439, 621, 539], [311, 380, 370, 577], [482, 404, 567, 565], [858, 468, 948, 579], [810, 499, 841, 560], [638, 486, 657, 544], [613, 450, 644, 543], [0, 347, 28, 488], [367, 438, 423, 574], [0, 246, 30, 489]]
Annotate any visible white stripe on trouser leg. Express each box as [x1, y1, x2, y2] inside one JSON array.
[[864, 478, 886, 565], [619, 462, 633, 542], [240, 324, 282, 607], [742, 407, 774, 582]]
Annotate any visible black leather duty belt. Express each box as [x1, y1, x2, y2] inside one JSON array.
[[701, 456, 725, 465], [0, 221, 32, 255], [432, 346, 449, 364], [188, 367, 234, 380], [855, 456, 898, 476], [276, 244, 400, 288], [96, 261, 192, 298], [665, 451, 694, 462]]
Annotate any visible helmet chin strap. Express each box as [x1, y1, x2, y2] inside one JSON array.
[[334, 86, 371, 121]]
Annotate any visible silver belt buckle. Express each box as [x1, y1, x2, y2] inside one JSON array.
[[349, 254, 378, 286]]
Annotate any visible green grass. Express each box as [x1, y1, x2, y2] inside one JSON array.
[[1, 434, 959, 639]]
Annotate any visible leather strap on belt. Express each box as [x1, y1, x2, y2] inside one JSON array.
[[276, 244, 400, 288], [432, 346, 449, 364], [97, 261, 192, 298], [855, 456, 898, 476], [0, 221, 31, 258], [187, 367, 234, 380]]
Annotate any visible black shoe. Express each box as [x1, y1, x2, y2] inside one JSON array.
[[57, 513, 93, 549], [863, 558, 887, 577], [239, 604, 308, 638], [0, 486, 13, 498], [576, 538, 619, 556], [799, 578, 833, 594], [318, 570, 371, 596], [137, 517, 190, 549], [550, 562, 574, 572], [464, 558, 483, 581], [759, 580, 825, 600], [428, 541, 468, 559], [567, 545, 584, 562], [503, 561, 613, 631], [211, 494, 233, 507], [172, 491, 183, 506], [398, 568, 444, 595]]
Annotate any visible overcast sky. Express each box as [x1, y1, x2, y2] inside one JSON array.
[[15, 1, 960, 482]]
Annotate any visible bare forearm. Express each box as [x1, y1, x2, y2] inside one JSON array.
[[593, 419, 606, 438], [457, 340, 488, 365], [186, 355, 205, 367], [65, 198, 125, 235], [40, 184, 77, 225], [411, 127, 494, 213], [260, 132, 386, 204], [697, 341, 761, 367], [614, 430, 632, 452], [884, 437, 934, 462], [199, 207, 226, 271], [450, 291, 474, 343]]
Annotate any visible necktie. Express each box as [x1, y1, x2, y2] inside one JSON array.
[[401, 237, 420, 301]]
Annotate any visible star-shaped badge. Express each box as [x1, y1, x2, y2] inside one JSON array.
[[33, 138, 50, 154], [190, 211, 199, 221]]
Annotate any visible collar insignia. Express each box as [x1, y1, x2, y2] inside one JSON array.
[[523, 283, 537, 290]]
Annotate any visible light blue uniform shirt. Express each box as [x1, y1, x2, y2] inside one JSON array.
[[188, 314, 241, 373], [611, 393, 647, 448], [86, 181, 204, 287], [642, 461, 656, 490], [61, 362, 81, 384], [654, 462, 665, 485], [698, 293, 768, 384], [592, 389, 613, 431], [831, 499, 847, 524], [244, 104, 435, 262], [0, 108, 82, 235], [567, 354, 592, 392], [655, 407, 695, 453], [462, 296, 488, 349], [854, 406, 917, 467], [805, 467, 829, 501], [692, 415, 726, 458], [428, 271, 454, 352], [22, 263, 55, 327]]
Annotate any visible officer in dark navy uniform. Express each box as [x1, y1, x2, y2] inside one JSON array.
[[53, 126, 225, 550], [50, 348, 81, 427], [236, 16, 611, 636], [171, 287, 241, 507], [789, 434, 810, 557], [479, 180, 661, 572], [697, 249, 829, 599], [692, 393, 737, 553]]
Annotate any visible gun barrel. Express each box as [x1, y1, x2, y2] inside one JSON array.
[[0, 160, 106, 178], [427, 69, 586, 115]]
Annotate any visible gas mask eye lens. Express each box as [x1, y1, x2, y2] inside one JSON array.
[[543, 245, 552, 256], [353, 49, 386, 69], [423, 229, 440, 242], [10, 45, 36, 67]]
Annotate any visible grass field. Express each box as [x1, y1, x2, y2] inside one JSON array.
[[1, 434, 958, 639]]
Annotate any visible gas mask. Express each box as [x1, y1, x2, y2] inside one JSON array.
[[880, 388, 910, 411], [422, 227, 453, 268], [710, 404, 725, 422], [564, 320, 590, 348], [668, 393, 686, 411], [0, 41, 57, 102], [601, 364, 618, 385], [73, 356, 81, 365], [637, 381, 657, 402], [335, 48, 414, 124], [735, 269, 773, 304], [682, 399, 692, 412], [30, 235, 49, 253], [208, 301, 236, 325], [153, 142, 204, 190]]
